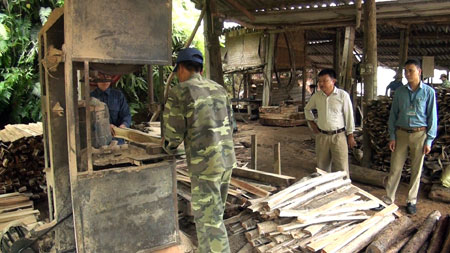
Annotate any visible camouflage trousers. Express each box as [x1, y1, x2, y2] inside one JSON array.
[[191, 169, 232, 253]]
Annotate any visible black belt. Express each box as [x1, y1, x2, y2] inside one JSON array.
[[319, 128, 345, 135], [397, 126, 426, 133]]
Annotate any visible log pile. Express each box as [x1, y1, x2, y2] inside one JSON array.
[[364, 89, 450, 183], [0, 123, 46, 198], [367, 211, 449, 253], [259, 104, 306, 127], [224, 170, 400, 253]]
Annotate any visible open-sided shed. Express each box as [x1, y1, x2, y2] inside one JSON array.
[[193, 0, 450, 165]]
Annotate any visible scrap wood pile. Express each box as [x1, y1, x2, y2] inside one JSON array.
[[226, 170, 403, 253], [0, 192, 42, 247], [175, 160, 294, 218], [0, 123, 46, 199], [259, 104, 306, 127], [364, 89, 450, 183]]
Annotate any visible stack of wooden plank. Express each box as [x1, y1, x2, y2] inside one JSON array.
[[364, 91, 450, 183], [0, 192, 40, 233], [226, 170, 400, 253], [259, 104, 306, 127], [0, 123, 46, 198]]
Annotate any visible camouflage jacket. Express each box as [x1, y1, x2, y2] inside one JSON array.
[[163, 73, 237, 176]]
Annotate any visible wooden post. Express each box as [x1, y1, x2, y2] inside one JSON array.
[[396, 28, 409, 79], [273, 143, 281, 175], [302, 31, 307, 109], [231, 74, 236, 99], [302, 67, 307, 109], [263, 33, 275, 106], [362, 0, 377, 167], [340, 26, 355, 93], [147, 65, 154, 105], [251, 135, 257, 170], [334, 29, 342, 80], [83, 61, 93, 173], [204, 0, 224, 85]]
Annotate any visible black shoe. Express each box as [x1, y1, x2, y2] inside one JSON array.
[[406, 203, 416, 214], [371, 205, 385, 211]]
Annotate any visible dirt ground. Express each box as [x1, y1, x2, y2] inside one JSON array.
[[234, 121, 449, 224]]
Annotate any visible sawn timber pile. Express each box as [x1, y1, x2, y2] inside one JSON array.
[[364, 88, 450, 182], [0, 123, 45, 199], [217, 169, 399, 253]]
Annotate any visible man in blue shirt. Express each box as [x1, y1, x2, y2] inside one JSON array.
[[91, 71, 131, 144], [384, 59, 438, 214], [385, 76, 403, 97]]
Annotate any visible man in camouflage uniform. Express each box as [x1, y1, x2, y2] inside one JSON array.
[[162, 48, 236, 253]]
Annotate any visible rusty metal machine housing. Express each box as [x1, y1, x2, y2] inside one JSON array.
[[39, 1, 177, 252]]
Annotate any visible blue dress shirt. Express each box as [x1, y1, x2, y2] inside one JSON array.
[[91, 87, 131, 128], [388, 82, 438, 146]]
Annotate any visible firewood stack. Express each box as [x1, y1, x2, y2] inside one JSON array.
[[226, 170, 399, 253], [0, 123, 46, 199], [364, 89, 450, 182]]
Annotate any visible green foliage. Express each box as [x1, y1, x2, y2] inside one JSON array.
[[0, 0, 204, 126], [0, 0, 63, 126]]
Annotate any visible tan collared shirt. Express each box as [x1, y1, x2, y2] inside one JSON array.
[[304, 87, 355, 135]]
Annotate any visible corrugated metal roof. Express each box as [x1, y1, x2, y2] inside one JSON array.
[[218, 1, 450, 70]]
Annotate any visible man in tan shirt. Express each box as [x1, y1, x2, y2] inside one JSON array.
[[304, 69, 356, 174]]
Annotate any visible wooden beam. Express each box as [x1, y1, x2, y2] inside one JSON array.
[[224, 0, 255, 21], [231, 167, 295, 187]]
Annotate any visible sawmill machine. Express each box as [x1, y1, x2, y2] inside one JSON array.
[[37, 1, 179, 252]]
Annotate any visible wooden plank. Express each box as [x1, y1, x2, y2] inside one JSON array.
[[321, 204, 399, 253], [306, 223, 357, 252], [278, 215, 368, 232], [231, 177, 270, 198], [0, 193, 21, 199], [0, 209, 39, 223], [266, 171, 346, 209], [296, 195, 360, 222], [0, 215, 37, 231], [280, 179, 352, 210], [113, 126, 161, 144], [0, 201, 33, 214], [339, 214, 395, 253], [352, 185, 402, 217], [232, 167, 295, 187], [0, 195, 30, 206]]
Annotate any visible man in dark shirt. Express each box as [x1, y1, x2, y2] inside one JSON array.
[[90, 71, 131, 143]]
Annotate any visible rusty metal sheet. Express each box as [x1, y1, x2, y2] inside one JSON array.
[[68, 0, 172, 65], [71, 160, 179, 253], [224, 32, 264, 72]]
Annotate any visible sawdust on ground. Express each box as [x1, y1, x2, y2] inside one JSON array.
[[234, 121, 450, 224]]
